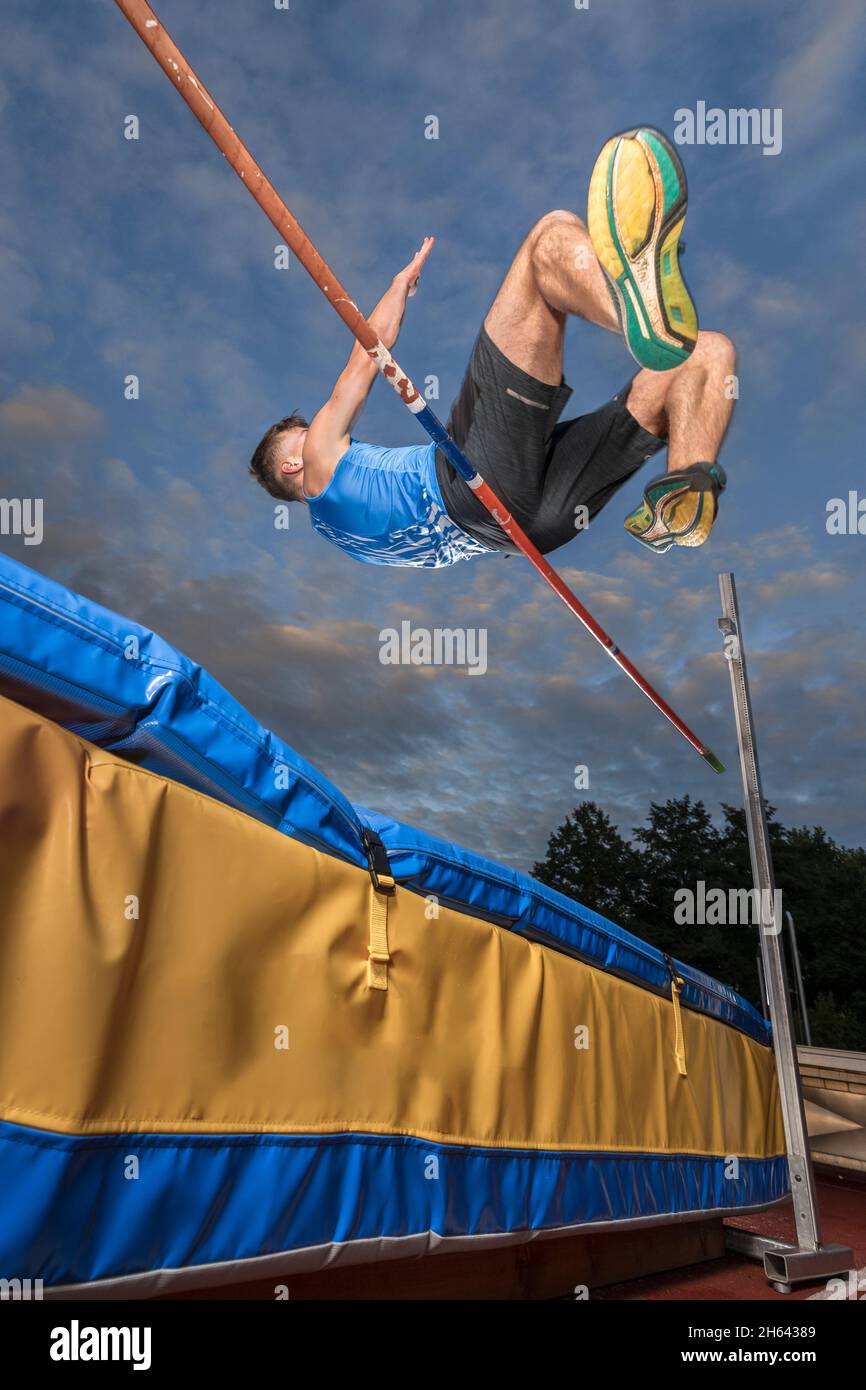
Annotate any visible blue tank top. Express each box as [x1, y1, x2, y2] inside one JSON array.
[[305, 439, 492, 567]]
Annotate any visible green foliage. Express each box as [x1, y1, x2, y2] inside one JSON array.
[[810, 993, 866, 1051], [532, 799, 866, 1051], [531, 803, 641, 924]]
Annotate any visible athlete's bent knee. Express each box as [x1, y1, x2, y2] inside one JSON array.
[[531, 209, 586, 242], [695, 329, 736, 368]]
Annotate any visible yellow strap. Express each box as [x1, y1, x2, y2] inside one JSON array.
[[670, 975, 688, 1076], [367, 876, 394, 991]]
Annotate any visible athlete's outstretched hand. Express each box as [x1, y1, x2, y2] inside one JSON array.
[[396, 237, 435, 298], [308, 236, 438, 477]]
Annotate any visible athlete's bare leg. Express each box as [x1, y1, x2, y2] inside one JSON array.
[[484, 211, 618, 385], [484, 210, 736, 468], [624, 331, 737, 469]]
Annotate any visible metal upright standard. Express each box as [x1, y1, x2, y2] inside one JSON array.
[[113, 0, 724, 774], [786, 911, 812, 1046], [718, 573, 852, 1293]]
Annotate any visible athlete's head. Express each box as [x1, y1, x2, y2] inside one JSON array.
[[248, 414, 309, 502]]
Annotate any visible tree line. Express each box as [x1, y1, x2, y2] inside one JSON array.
[[532, 797, 866, 1050]]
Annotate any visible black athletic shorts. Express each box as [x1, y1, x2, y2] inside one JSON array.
[[434, 327, 667, 555]]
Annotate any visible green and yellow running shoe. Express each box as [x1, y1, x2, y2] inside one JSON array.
[[588, 127, 698, 371], [624, 463, 727, 553]]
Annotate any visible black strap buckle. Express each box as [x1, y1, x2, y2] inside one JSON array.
[[663, 952, 684, 989], [362, 827, 396, 896]]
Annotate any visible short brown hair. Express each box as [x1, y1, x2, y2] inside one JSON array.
[[248, 413, 309, 499]]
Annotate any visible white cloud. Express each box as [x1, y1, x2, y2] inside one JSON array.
[[0, 385, 102, 436]]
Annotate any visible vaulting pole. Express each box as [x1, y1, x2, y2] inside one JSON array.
[[114, 0, 723, 772]]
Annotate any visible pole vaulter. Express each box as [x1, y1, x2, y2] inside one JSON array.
[[113, 0, 724, 773]]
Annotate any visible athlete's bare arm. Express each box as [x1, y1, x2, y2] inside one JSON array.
[[302, 238, 434, 495]]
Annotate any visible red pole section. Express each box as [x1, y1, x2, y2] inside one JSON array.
[[113, 0, 724, 773], [114, 0, 420, 407]]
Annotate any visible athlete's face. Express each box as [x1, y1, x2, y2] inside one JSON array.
[[273, 426, 308, 498]]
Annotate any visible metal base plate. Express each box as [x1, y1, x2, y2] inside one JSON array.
[[726, 1226, 854, 1291], [763, 1243, 855, 1288]]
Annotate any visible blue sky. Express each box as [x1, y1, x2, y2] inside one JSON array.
[[0, 0, 864, 870]]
